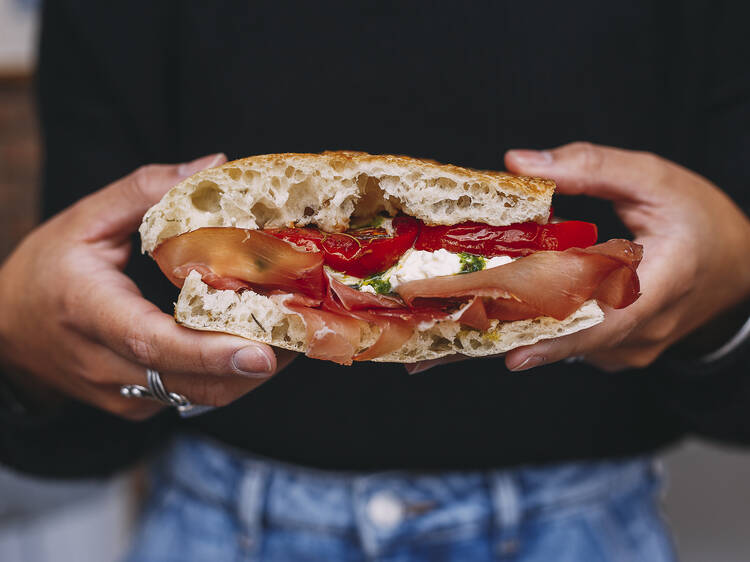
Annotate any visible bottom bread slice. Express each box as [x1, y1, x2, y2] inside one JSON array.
[[175, 270, 604, 363]]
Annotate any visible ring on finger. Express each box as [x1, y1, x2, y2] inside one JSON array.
[[120, 368, 195, 414]]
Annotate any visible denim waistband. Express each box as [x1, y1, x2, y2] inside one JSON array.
[[153, 435, 659, 558]]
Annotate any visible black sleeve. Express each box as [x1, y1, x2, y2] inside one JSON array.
[[658, 1, 750, 445], [0, 0, 180, 478], [661, 319, 750, 446]]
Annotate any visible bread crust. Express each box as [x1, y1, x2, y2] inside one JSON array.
[[140, 151, 555, 254]]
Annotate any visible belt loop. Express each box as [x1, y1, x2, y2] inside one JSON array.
[[489, 471, 522, 559], [236, 461, 270, 556]]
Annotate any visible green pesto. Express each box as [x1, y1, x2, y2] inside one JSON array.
[[371, 215, 386, 228], [360, 274, 392, 294], [459, 253, 486, 273]]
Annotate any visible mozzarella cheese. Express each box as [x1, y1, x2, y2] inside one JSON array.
[[389, 249, 462, 290], [485, 255, 514, 269], [327, 250, 514, 295]]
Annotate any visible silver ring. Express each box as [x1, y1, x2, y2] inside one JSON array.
[[120, 369, 195, 414]]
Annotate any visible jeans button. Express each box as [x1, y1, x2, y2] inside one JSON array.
[[366, 491, 404, 528]]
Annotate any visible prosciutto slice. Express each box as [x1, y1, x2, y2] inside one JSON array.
[[350, 311, 413, 362], [274, 292, 412, 365], [320, 276, 413, 362], [283, 302, 366, 365], [397, 239, 643, 321], [153, 227, 326, 298]]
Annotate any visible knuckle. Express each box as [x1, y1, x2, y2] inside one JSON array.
[[634, 150, 663, 168], [574, 142, 604, 173], [77, 366, 101, 384], [635, 150, 672, 183], [130, 165, 158, 199], [640, 315, 679, 345], [625, 348, 663, 369], [124, 329, 158, 366], [195, 343, 227, 375], [133, 163, 156, 182]]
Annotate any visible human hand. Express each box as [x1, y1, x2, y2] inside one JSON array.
[[407, 142, 750, 374], [0, 154, 296, 419]]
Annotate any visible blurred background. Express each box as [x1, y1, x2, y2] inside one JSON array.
[[1, 1, 748, 560]]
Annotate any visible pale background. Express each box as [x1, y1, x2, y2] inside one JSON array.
[[1, 2, 748, 560]]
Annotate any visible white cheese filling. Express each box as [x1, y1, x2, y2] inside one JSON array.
[[326, 249, 514, 295], [390, 249, 462, 290]]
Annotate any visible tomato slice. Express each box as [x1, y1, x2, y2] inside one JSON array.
[[415, 220, 597, 257], [266, 216, 420, 277]]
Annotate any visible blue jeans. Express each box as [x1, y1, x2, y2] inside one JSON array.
[[125, 436, 676, 561]]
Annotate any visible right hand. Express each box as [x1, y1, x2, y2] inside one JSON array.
[[0, 154, 295, 420]]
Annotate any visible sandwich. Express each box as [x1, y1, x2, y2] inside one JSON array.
[[139, 151, 642, 365]]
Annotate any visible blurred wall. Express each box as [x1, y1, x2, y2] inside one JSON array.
[[0, 76, 38, 258]]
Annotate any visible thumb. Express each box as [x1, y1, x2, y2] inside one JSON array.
[[77, 153, 227, 243], [504, 142, 665, 204]]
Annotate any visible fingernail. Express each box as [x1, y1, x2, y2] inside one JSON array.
[[178, 153, 226, 177], [232, 346, 274, 377], [508, 354, 546, 372], [507, 149, 553, 166]]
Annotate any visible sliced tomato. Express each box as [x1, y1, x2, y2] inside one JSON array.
[[152, 227, 326, 298], [415, 220, 598, 257], [266, 216, 420, 277]]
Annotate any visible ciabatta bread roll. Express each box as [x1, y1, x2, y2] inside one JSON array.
[[140, 152, 641, 365]]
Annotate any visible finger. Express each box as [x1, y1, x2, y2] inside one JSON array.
[[75, 153, 227, 243], [404, 353, 504, 375], [160, 371, 271, 408], [75, 338, 274, 412], [585, 344, 666, 372], [52, 375, 165, 421], [405, 355, 464, 374], [83, 344, 270, 412], [504, 305, 637, 371], [504, 142, 669, 203], [80, 283, 277, 379], [274, 349, 299, 372]]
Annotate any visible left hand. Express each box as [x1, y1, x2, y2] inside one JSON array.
[[407, 142, 750, 374]]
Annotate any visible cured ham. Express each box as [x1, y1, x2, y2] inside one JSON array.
[[352, 315, 413, 361], [153, 227, 326, 298], [171, 264, 256, 292], [275, 289, 412, 365], [453, 298, 491, 330], [397, 239, 642, 321], [321, 275, 413, 363], [283, 302, 365, 365]]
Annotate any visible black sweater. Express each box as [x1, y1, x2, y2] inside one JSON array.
[[2, 1, 749, 477]]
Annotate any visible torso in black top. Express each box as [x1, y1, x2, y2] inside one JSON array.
[[35, 1, 750, 472]]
